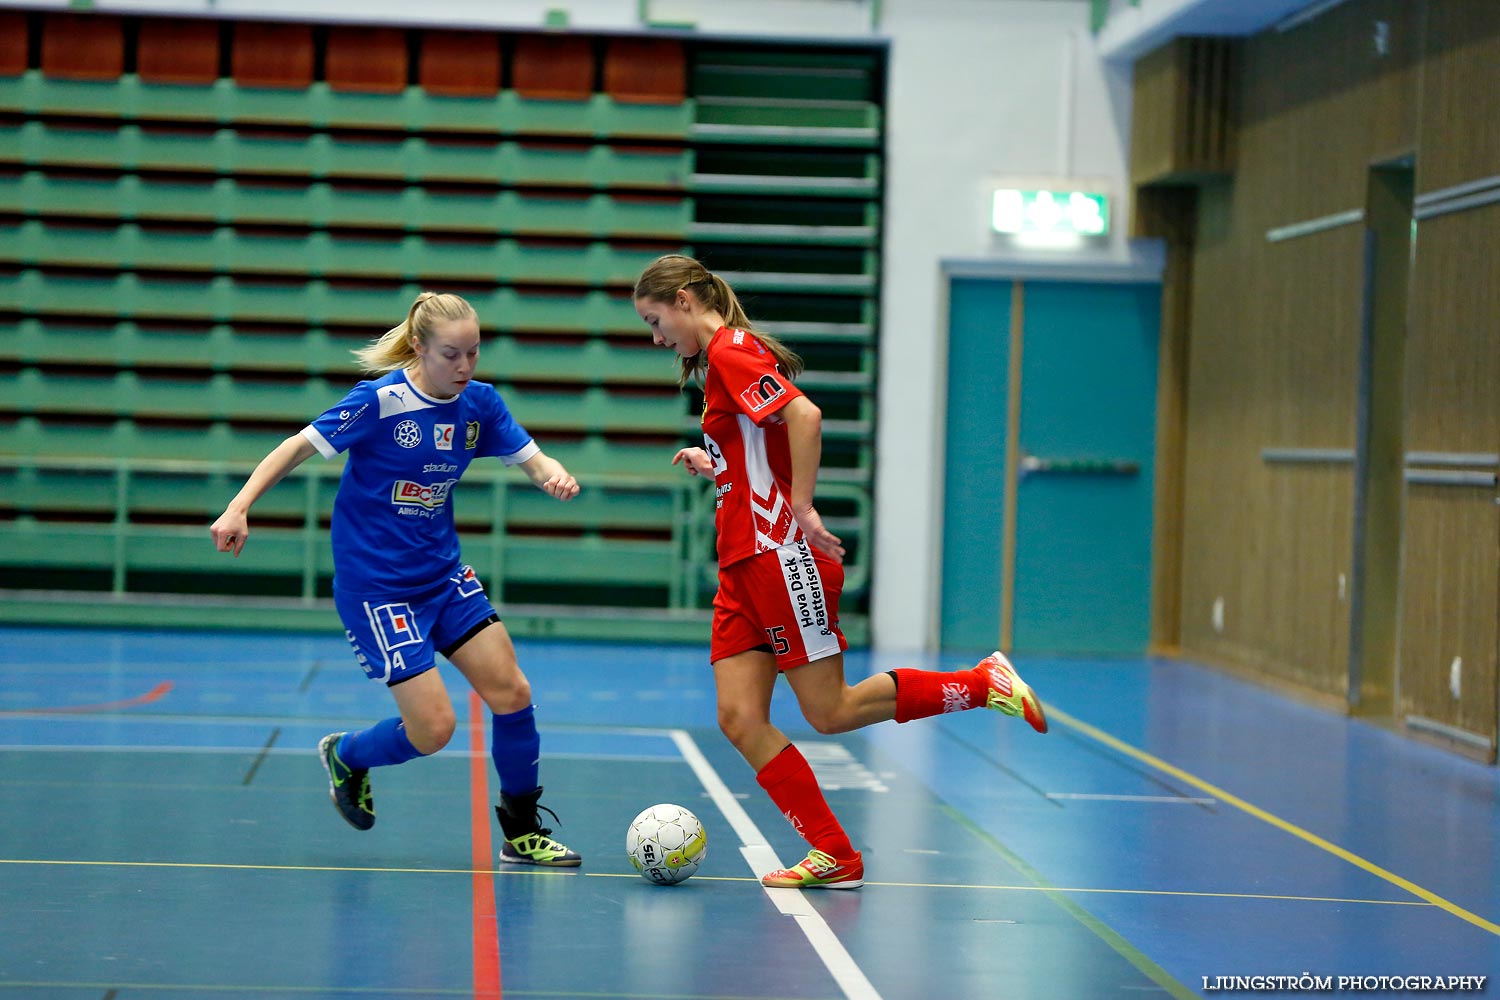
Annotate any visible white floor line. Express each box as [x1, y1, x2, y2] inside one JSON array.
[[669, 729, 882, 1000], [0, 744, 678, 763]]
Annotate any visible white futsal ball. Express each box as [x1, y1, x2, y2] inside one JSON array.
[[626, 803, 706, 885]]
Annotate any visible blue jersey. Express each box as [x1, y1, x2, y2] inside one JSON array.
[[301, 370, 538, 594]]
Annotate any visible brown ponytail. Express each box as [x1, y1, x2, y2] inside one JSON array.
[[634, 254, 803, 387]]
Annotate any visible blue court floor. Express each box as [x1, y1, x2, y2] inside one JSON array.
[[0, 625, 1496, 999]]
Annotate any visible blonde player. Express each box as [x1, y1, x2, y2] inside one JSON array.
[[211, 292, 581, 866]]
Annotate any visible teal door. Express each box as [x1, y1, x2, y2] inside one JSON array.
[[940, 276, 1159, 655]]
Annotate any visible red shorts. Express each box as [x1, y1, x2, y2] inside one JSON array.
[[711, 539, 849, 669]]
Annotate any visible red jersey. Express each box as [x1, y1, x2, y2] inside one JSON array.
[[701, 326, 805, 568]]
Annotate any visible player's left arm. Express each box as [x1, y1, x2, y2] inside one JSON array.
[[778, 395, 844, 563], [518, 451, 580, 501]]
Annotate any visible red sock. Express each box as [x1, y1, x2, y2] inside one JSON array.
[[756, 744, 856, 860], [891, 667, 989, 723]]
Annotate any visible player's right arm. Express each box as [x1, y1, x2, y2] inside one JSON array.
[[672, 447, 714, 477], [779, 395, 844, 563], [209, 434, 318, 557]]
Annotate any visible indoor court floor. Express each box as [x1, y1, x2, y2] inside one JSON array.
[[0, 624, 1496, 999]]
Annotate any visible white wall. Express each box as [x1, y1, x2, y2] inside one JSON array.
[[55, 0, 879, 34], [9, 0, 1149, 652], [872, 0, 1143, 652]]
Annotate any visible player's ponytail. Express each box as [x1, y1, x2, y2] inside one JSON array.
[[353, 292, 477, 374], [634, 255, 802, 387]]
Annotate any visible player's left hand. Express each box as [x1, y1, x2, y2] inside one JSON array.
[[543, 472, 580, 500], [209, 510, 249, 557], [791, 503, 844, 564]]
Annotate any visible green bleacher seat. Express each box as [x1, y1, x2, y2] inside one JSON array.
[[0, 171, 693, 239], [0, 319, 675, 384], [0, 71, 693, 140], [0, 16, 878, 637], [2, 271, 652, 331]]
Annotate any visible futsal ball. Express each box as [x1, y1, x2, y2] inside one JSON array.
[[626, 803, 706, 885]]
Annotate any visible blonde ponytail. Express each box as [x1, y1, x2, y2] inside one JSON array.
[[633, 254, 802, 387], [353, 292, 477, 374]]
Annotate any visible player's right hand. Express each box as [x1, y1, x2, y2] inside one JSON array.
[[791, 504, 845, 564], [209, 511, 248, 557], [672, 448, 715, 478]]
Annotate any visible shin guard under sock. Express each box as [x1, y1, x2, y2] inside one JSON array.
[[756, 743, 856, 860], [889, 667, 990, 723], [338, 717, 425, 770]]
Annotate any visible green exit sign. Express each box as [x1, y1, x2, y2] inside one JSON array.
[[991, 189, 1110, 237]]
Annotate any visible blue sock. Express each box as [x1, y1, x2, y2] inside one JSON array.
[[491, 705, 540, 796], [338, 717, 424, 770]]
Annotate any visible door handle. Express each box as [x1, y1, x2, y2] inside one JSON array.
[[1018, 452, 1140, 480]]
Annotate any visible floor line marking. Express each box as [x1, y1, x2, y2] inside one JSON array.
[[0, 680, 173, 715], [1048, 704, 1500, 937], [0, 857, 1433, 906], [1045, 792, 1217, 805], [467, 691, 502, 999], [0, 982, 479, 997], [668, 730, 882, 1000], [240, 727, 280, 786], [0, 745, 678, 764], [0, 715, 694, 734], [942, 805, 1198, 1000]]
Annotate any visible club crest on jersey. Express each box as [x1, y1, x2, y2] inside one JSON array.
[[393, 419, 421, 448], [434, 423, 455, 450], [465, 421, 480, 449], [740, 373, 786, 413]]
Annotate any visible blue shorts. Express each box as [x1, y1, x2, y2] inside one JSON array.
[[334, 564, 499, 685]]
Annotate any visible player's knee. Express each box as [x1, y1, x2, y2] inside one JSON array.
[[717, 705, 758, 750], [805, 706, 852, 736], [406, 706, 457, 754], [483, 675, 530, 714]]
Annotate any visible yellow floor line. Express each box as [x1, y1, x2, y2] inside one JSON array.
[[0, 857, 1432, 907], [1048, 704, 1500, 937]]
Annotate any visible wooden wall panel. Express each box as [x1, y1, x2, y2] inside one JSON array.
[[1399, 491, 1498, 756], [1397, 206, 1500, 754], [1181, 199, 1361, 697], [1129, 38, 1235, 188], [1132, 43, 1177, 185], [1176, 0, 1427, 702], [1404, 210, 1500, 481], [1235, 0, 1419, 227], [1149, 231, 1192, 652], [1416, 0, 1500, 195]]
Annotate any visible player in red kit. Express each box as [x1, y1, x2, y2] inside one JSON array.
[[633, 255, 1049, 889]]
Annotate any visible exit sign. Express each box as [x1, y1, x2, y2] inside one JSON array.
[[991, 189, 1110, 237]]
